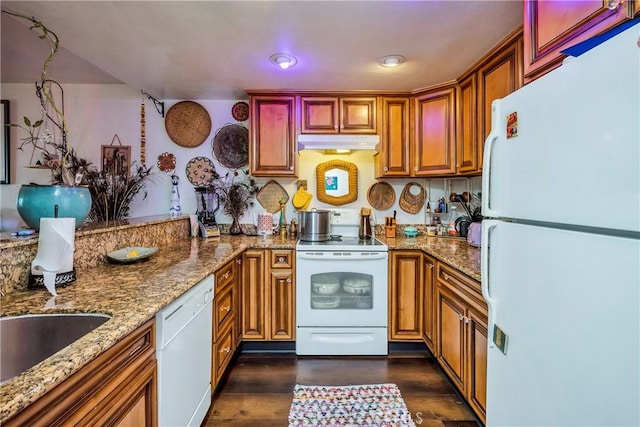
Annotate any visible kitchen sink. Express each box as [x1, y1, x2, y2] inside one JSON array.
[[0, 313, 111, 384]]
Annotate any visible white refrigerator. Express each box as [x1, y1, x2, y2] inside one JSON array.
[[481, 21, 640, 427]]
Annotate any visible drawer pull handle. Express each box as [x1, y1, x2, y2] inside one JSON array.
[[220, 347, 231, 354], [427, 263, 434, 269], [443, 273, 450, 281], [222, 271, 230, 280], [221, 305, 231, 312], [236, 259, 242, 264]]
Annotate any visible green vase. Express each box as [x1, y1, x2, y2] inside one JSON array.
[[16, 185, 92, 229]]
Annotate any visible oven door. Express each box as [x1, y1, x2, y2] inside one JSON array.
[[296, 250, 388, 327]]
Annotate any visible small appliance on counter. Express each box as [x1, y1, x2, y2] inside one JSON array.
[[467, 221, 481, 247], [194, 187, 220, 238]]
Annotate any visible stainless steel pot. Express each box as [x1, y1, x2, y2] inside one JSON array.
[[298, 209, 332, 241]]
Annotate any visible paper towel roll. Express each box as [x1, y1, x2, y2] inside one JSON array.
[[31, 218, 76, 296]]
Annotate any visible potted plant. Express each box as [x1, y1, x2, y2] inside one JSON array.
[[4, 10, 154, 228], [211, 169, 260, 235]]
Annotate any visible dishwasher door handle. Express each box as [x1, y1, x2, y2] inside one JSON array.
[[164, 304, 184, 322]]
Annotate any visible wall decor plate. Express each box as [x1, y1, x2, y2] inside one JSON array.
[[185, 156, 218, 187], [165, 101, 212, 148], [367, 182, 395, 210], [399, 182, 426, 214], [157, 152, 176, 172], [256, 180, 289, 214], [212, 124, 249, 169], [231, 101, 249, 121]]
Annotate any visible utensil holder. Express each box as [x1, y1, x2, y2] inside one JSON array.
[[385, 225, 396, 238]]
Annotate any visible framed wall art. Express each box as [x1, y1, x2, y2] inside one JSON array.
[[1, 100, 10, 184], [101, 144, 131, 176]]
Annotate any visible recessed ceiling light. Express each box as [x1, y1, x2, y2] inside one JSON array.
[[270, 53, 298, 70], [378, 54, 406, 68]]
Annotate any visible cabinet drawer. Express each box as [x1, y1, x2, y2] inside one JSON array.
[[436, 262, 485, 309], [215, 260, 234, 292], [271, 249, 294, 269], [213, 285, 234, 340], [214, 322, 235, 380]]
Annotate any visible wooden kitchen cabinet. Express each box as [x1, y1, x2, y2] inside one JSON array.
[[248, 94, 297, 177], [375, 96, 411, 177], [242, 249, 295, 341], [5, 320, 157, 427], [412, 84, 456, 177], [435, 262, 487, 423], [300, 96, 377, 134], [455, 74, 479, 175], [212, 258, 239, 389], [389, 250, 423, 340], [476, 29, 523, 171], [422, 254, 436, 353], [524, 0, 634, 83]]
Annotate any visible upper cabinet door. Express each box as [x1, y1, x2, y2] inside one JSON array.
[[249, 95, 297, 177], [300, 96, 377, 134], [413, 85, 456, 177], [476, 33, 523, 170], [376, 96, 411, 177], [339, 97, 377, 134], [524, 0, 633, 82], [300, 97, 339, 133], [455, 74, 478, 175]]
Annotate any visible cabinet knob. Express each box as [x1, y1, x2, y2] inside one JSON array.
[[236, 258, 242, 264], [443, 273, 450, 282], [383, 166, 388, 172], [427, 262, 434, 269], [223, 271, 230, 280], [221, 305, 231, 312], [607, 0, 623, 9], [289, 165, 294, 171], [278, 256, 285, 263], [414, 166, 418, 172]]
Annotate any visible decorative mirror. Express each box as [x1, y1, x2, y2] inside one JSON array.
[[315, 160, 358, 206]]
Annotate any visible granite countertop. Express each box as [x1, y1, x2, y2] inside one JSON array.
[[380, 235, 481, 282], [0, 232, 479, 422], [0, 234, 295, 423]]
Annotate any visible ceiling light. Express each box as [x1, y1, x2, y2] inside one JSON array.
[[378, 55, 406, 68], [270, 53, 297, 70]]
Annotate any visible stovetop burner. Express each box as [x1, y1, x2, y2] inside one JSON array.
[[296, 235, 387, 252]]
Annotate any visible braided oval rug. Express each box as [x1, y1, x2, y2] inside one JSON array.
[[288, 383, 416, 426]]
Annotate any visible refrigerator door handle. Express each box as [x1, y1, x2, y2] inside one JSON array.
[[482, 99, 501, 219], [481, 219, 498, 348]]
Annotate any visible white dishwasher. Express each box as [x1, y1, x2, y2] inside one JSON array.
[[156, 275, 214, 427]]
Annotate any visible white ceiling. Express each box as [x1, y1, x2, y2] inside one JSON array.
[[1, 1, 523, 101]]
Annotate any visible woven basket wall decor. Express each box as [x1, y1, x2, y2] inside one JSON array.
[[165, 101, 212, 148], [399, 182, 426, 214]]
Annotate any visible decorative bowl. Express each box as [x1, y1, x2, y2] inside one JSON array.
[[403, 226, 418, 237], [17, 185, 91, 229], [107, 247, 158, 263]]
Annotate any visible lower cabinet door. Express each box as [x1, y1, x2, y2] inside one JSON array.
[[436, 285, 466, 393], [466, 307, 488, 424]]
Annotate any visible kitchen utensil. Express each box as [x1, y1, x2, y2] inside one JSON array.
[[298, 209, 332, 241], [359, 207, 372, 240], [292, 187, 313, 210]]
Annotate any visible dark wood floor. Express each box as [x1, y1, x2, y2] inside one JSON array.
[[204, 352, 481, 426]]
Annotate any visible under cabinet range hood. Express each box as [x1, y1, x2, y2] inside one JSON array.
[[297, 134, 380, 152]]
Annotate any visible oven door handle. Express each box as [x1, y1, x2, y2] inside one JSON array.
[[297, 251, 388, 261]]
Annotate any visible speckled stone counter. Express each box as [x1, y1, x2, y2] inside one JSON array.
[[0, 226, 479, 423], [380, 235, 481, 282], [0, 234, 296, 423]]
